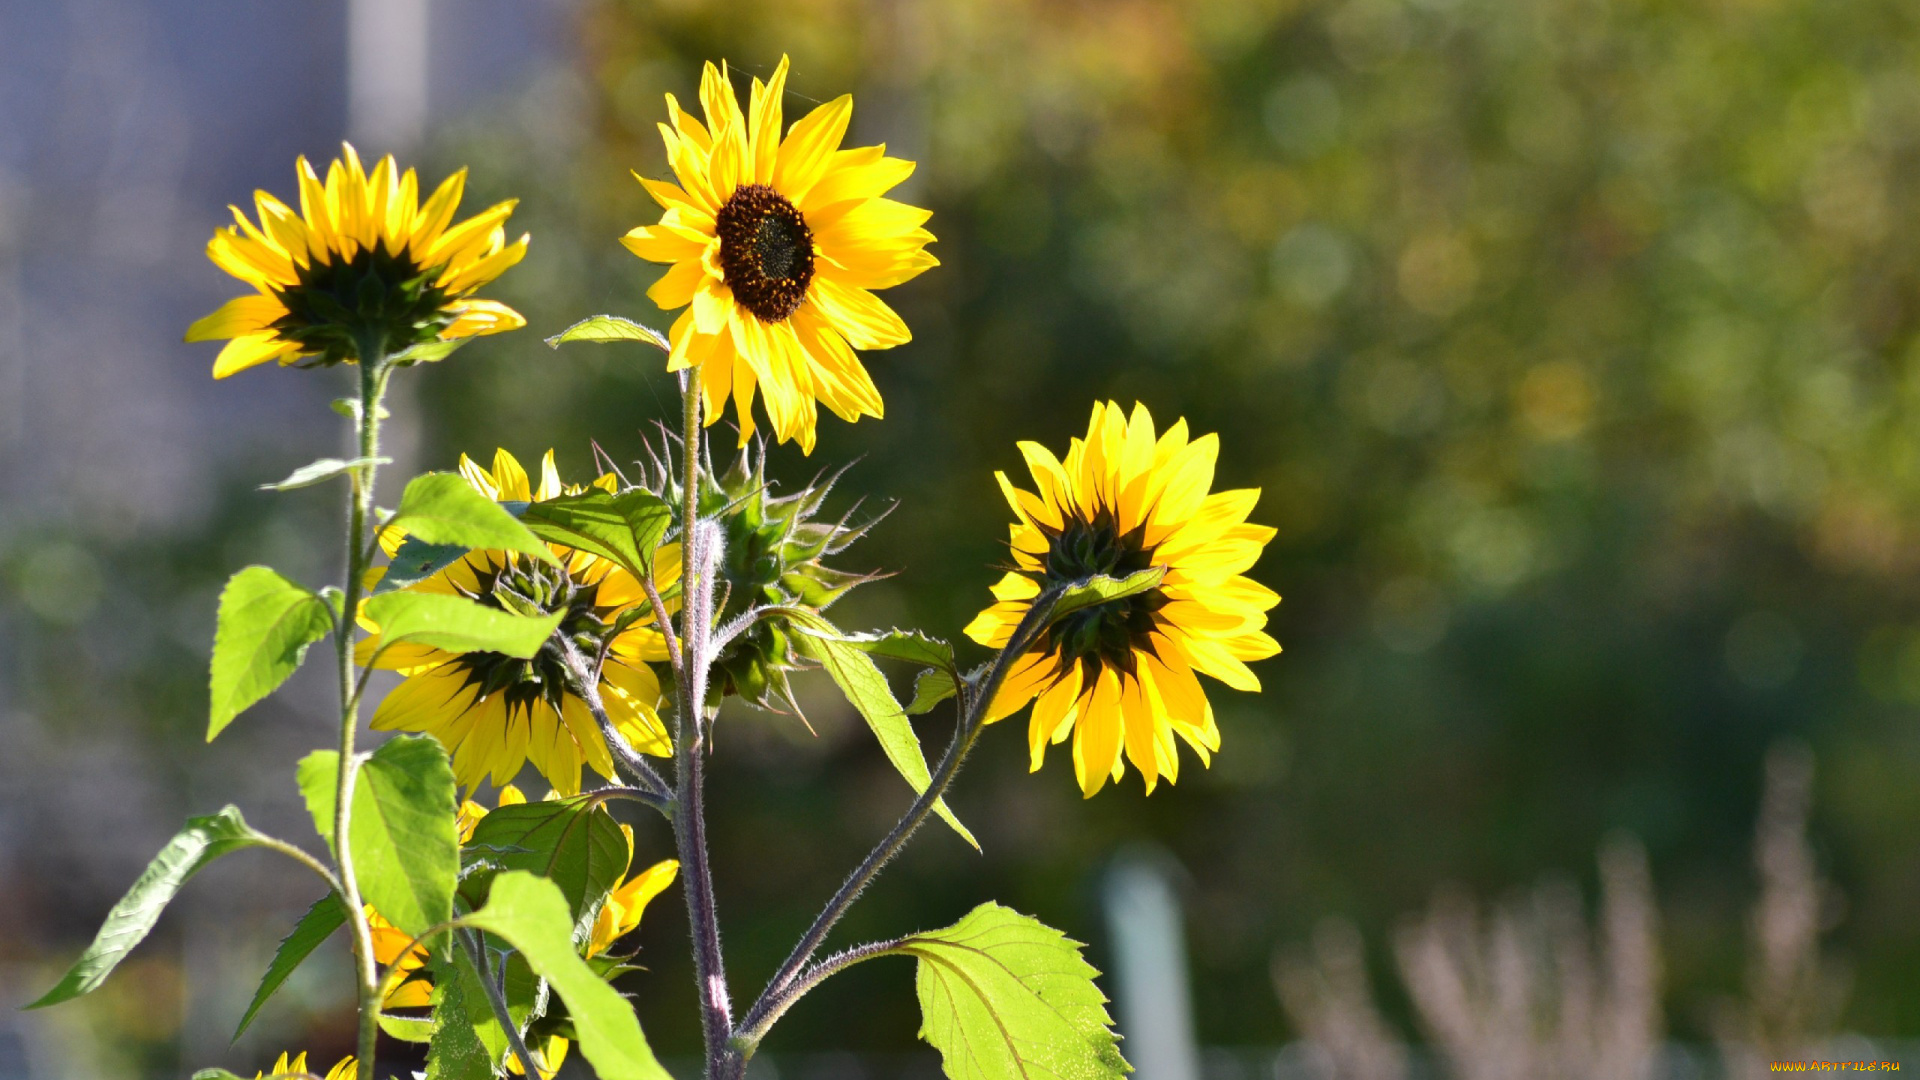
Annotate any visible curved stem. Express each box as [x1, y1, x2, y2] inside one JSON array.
[[337, 341, 393, 1080], [672, 369, 734, 1076], [555, 637, 674, 811], [733, 938, 901, 1052], [731, 585, 1067, 1056], [255, 836, 346, 898], [457, 927, 544, 1080]]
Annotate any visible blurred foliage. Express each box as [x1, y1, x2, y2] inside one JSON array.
[[397, 0, 1920, 1053]]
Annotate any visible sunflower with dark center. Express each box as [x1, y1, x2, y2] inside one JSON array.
[[186, 143, 528, 377], [622, 56, 938, 453], [965, 402, 1282, 798], [359, 449, 677, 796]]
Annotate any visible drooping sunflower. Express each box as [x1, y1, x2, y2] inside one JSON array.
[[361, 449, 676, 795], [622, 56, 937, 453], [964, 402, 1281, 798], [186, 143, 527, 377], [253, 1052, 354, 1080]]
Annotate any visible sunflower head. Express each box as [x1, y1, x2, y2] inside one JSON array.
[[965, 402, 1281, 798], [672, 440, 883, 710], [364, 449, 673, 795], [623, 56, 938, 453], [187, 143, 528, 377]]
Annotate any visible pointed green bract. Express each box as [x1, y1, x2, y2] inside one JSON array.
[[234, 894, 346, 1040], [519, 488, 674, 581], [543, 314, 670, 351], [260, 456, 391, 491], [790, 616, 979, 851], [208, 567, 334, 741], [28, 806, 276, 1008], [463, 796, 630, 939], [363, 591, 563, 659], [388, 473, 558, 565], [350, 735, 459, 938], [460, 872, 672, 1080], [895, 903, 1129, 1080]]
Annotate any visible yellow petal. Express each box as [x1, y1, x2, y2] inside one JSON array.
[[807, 277, 910, 350]]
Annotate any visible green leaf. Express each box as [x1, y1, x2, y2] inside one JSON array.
[[790, 618, 978, 851], [460, 872, 672, 1080], [208, 567, 333, 741], [191, 1070, 249, 1080], [259, 456, 391, 492], [907, 667, 960, 716], [376, 537, 473, 594], [426, 951, 502, 1080], [28, 807, 275, 1008], [519, 489, 674, 582], [296, 750, 339, 852], [464, 796, 630, 937], [838, 628, 957, 672], [379, 1012, 435, 1043], [350, 735, 459, 938], [233, 894, 346, 1040], [388, 473, 558, 565], [544, 315, 670, 351], [1050, 567, 1167, 624], [393, 337, 473, 365], [895, 903, 1129, 1080], [363, 591, 563, 659]]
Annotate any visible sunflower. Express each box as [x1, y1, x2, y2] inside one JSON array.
[[361, 449, 676, 795], [253, 1052, 354, 1080], [622, 56, 937, 453], [186, 143, 527, 377], [964, 402, 1281, 798]]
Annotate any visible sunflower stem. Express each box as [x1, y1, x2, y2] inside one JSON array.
[[337, 333, 395, 1080], [459, 926, 545, 1080], [728, 584, 1069, 1063], [674, 367, 734, 1076], [554, 637, 674, 812]]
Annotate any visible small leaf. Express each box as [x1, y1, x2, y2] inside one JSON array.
[[895, 903, 1129, 1080], [351, 735, 459, 938], [393, 337, 472, 365], [463, 796, 630, 938], [544, 315, 670, 351], [388, 473, 557, 565], [837, 628, 957, 672], [233, 894, 346, 1040], [259, 456, 391, 492], [208, 567, 333, 741], [906, 667, 960, 716], [332, 397, 391, 422], [379, 1012, 435, 1043], [376, 537, 473, 594], [519, 489, 674, 582], [460, 872, 672, 1080], [295, 750, 339, 852], [28, 807, 275, 1008], [789, 616, 978, 850], [363, 591, 563, 659], [1050, 567, 1167, 624]]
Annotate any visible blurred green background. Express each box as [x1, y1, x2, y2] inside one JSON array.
[[7, 0, 1920, 1071]]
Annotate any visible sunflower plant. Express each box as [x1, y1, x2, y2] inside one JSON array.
[[26, 57, 1276, 1080]]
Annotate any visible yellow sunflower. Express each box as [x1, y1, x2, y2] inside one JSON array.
[[187, 142, 527, 377], [623, 56, 937, 453], [964, 402, 1281, 798], [589, 825, 679, 958], [253, 1052, 354, 1080], [361, 449, 676, 795]]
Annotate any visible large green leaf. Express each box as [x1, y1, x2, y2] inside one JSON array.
[[376, 537, 473, 594], [464, 796, 630, 938], [388, 473, 557, 565], [208, 567, 333, 741], [425, 950, 502, 1080], [295, 750, 340, 852], [543, 314, 670, 351], [896, 903, 1129, 1080], [790, 618, 978, 851], [1049, 567, 1166, 624], [461, 873, 671, 1080], [363, 591, 563, 659], [351, 735, 459, 938], [519, 489, 674, 581], [28, 807, 276, 1008], [233, 894, 346, 1040]]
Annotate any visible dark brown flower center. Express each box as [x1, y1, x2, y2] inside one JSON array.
[[716, 183, 815, 323], [1029, 504, 1168, 678]]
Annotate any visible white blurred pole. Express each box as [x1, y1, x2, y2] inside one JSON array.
[[348, 0, 430, 152], [1104, 853, 1202, 1080]]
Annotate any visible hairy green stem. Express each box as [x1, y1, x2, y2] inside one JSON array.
[[458, 927, 544, 1079], [554, 638, 674, 811], [337, 336, 393, 1080]]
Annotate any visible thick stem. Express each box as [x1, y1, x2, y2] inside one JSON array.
[[730, 586, 1067, 1058], [673, 368, 733, 1076], [337, 341, 392, 1080]]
